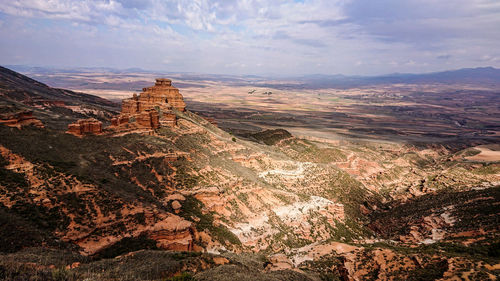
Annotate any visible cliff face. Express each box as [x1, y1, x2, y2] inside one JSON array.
[[136, 110, 160, 129]]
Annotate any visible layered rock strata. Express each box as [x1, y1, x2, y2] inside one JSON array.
[[0, 111, 44, 128], [66, 118, 102, 136], [148, 217, 194, 251], [136, 110, 160, 129], [160, 113, 177, 127], [111, 78, 184, 130], [110, 115, 129, 126]]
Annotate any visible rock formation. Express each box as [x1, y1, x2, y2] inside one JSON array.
[[0, 110, 44, 128], [147, 215, 194, 251], [111, 78, 184, 131], [122, 78, 185, 113], [66, 118, 103, 136]]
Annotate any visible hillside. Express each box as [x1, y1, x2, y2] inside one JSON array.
[[0, 67, 499, 280], [0, 66, 118, 130]]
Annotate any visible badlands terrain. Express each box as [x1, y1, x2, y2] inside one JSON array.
[[0, 66, 499, 280]]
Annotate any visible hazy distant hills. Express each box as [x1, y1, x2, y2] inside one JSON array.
[[6, 65, 500, 89], [361, 66, 500, 84], [291, 67, 500, 89]]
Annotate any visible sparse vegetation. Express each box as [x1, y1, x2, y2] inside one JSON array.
[[1, 68, 499, 281], [179, 196, 242, 247]]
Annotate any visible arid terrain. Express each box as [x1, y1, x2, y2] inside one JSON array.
[[19, 67, 500, 143], [0, 66, 499, 280]]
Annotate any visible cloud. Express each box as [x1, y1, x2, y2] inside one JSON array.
[[341, 0, 500, 45], [116, 0, 152, 10], [0, 0, 498, 75]]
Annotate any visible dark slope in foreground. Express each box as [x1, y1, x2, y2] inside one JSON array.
[[0, 66, 115, 106]]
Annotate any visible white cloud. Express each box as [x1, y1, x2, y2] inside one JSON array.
[[0, 0, 498, 75]]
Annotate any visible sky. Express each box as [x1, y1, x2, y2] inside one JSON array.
[[0, 0, 499, 76]]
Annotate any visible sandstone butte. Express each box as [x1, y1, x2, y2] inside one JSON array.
[[0, 110, 44, 129], [110, 78, 184, 130], [66, 78, 186, 136]]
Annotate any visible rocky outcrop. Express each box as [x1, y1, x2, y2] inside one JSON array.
[[110, 78, 184, 131], [148, 216, 195, 251], [146, 78, 186, 112], [66, 118, 102, 136], [0, 111, 44, 128], [250, 129, 292, 145]]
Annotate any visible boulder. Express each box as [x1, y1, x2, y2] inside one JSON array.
[[148, 216, 195, 251], [213, 257, 229, 265], [171, 200, 182, 213]]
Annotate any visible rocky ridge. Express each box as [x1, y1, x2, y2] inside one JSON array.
[[0, 68, 499, 280]]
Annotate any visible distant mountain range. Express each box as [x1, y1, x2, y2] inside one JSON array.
[[292, 67, 500, 88]]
